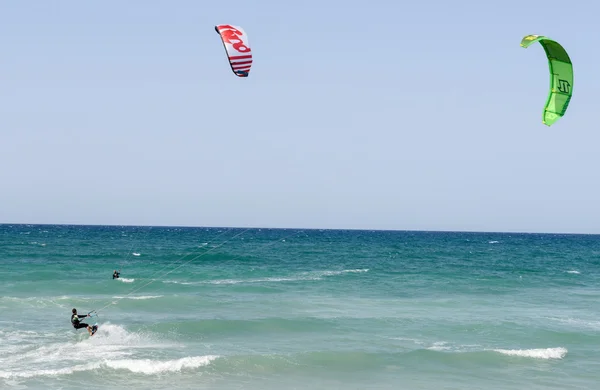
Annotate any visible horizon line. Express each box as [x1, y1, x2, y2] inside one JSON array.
[[1, 221, 598, 236]]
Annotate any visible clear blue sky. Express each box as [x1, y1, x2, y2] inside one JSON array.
[[1, 0, 598, 233]]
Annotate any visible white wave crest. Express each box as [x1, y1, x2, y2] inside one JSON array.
[[427, 341, 451, 351], [0, 362, 98, 379], [317, 269, 369, 277], [0, 356, 218, 379], [566, 270, 580, 274], [543, 316, 600, 331], [104, 355, 218, 374], [164, 269, 369, 286], [0, 324, 148, 379], [112, 295, 162, 300], [208, 276, 314, 285], [493, 347, 567, 360], [118, 278, 135, 283], [163, 280, 195, 285]]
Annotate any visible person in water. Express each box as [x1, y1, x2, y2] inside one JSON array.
[[71, 308, 93, 336], [113, 270, 120, 279]]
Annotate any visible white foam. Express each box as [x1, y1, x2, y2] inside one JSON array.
[[0, 324, 135, 379], [118, 278, 135, 283], [0, 356, 218, 379], [317, 269, 370, 277], [544, 316, 600, 331], [566, 270, 580, 274], [0, 362, 100, 379], [0, 329, 44, 346], [493, 347, 567, 360], [208, 276, 318, 285], [389, 337, 424, 344], [89, 323, 140, 344], [165, 268, 369, 286], [112, 295, 162, 300], [488, 241, 499, 244], [427, 341, 451, 351], [84, 323, 180, 350], [104, 355, 218, 374], [132, 253, 141, 257], [163, 280, 195, 285]]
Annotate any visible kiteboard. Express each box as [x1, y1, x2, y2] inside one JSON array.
[[91, 324, 98, 336]]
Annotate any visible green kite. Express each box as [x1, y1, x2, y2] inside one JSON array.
[[521, 35, 573, 126]]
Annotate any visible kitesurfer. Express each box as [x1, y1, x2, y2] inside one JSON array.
[[71, 308, 93, 336], [113, 270, 120, 279]]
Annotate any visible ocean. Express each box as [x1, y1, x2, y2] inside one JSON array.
[[0, 224, 599, 389]]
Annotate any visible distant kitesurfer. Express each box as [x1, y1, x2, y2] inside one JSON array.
[[71, 308, 93, 336], [113, 270, 120, 279]]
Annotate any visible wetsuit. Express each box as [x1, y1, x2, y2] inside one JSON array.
[[113, 272, 120, 279], [71, 313, 89, 330]]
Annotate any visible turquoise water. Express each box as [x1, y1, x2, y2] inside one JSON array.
[[1, 224, 599, 389]]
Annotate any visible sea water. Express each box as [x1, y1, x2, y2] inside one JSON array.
[[1, 225, 599, 389]]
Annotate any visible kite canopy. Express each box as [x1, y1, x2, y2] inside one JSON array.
[[520, 35, 573, 126], [215, 25, 252, 77]]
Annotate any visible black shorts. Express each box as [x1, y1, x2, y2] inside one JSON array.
[[73, 323, 89, 329]]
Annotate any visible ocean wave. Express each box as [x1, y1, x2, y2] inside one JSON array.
[[163, 280, 195, 285], [543, 316, 600, 331], [104, 355, 218, 374], [111, 295, 162, 300], [1, 295, 75, 302], [426, 341, 451, 351], [164, 269, 370, 286], [0, 295, 90, 309], [118, 278, 135, 283], [315, 269, 369, 277], [566, 270, 580, 274], [492, 347, 567, 360], [0, 356, 218, 379], [388, 338, 565, 360], [0, 324, 134, 377], [207, 276, 316, 285], [0, 329, 45, 346], [0, 362, 98, 379], [0, 323, 193, 380]]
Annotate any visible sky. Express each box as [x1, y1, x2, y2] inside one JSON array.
[[1, 0, 599, 233]]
